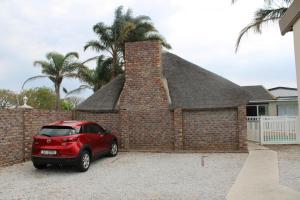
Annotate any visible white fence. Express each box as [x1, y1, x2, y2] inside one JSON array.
[[247, 116, 299, 144]]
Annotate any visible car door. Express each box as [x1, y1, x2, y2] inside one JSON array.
[[83, 124, 102, 155], [95, 124, 111, 152], [89, 124, 107, 154]]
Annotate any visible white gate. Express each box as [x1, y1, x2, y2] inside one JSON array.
[[247, 116, 299, 144], [247, 117, 261, 142]]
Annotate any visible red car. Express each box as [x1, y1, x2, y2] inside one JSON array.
[[31, 120, 118, 172]]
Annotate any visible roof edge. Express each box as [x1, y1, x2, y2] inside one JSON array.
[[279, 0, 300, 35], [75, 109, 119, 113], [269, 86, 297, 91]]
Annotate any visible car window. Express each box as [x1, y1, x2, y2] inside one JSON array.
[[89, 124, 98, 133], [90, 124, 105, 134], [81, 124, 105, 134], [79, 125, 84, 133], [94, 124, 105, 133], [40, 126, 76, 136], [81, 125, 92, 133]]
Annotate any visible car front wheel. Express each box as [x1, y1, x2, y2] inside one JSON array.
[[77, 150, 90, 172], [109, 141, 118, 157]]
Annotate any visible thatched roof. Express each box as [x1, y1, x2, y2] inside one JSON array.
[[242, 85, 274, 102], [76, 52, 250, 111], [75, 75, 124, 112], [162, 52, 249, 109]]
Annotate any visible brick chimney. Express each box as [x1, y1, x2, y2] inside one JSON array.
[[119, 40, 173, 150]]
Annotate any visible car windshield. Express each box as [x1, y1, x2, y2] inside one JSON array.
[[39, 126, 77, 137]]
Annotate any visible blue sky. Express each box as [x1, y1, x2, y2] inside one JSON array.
[[0, 0, 297, 98]]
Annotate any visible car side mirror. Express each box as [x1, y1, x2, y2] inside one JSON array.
[[104, 129, 111, 134]]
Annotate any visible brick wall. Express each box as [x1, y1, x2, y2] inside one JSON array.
[[237, 106, 248, 151], [173, 108, 183, 150], [0, 109, 72, 167], [119, 41, 174, 150], [0, 107, 248, 167], [182, 109, 241, 151], [0, 109, 24, 166]]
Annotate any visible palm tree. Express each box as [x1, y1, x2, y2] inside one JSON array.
[[84, 6, 171, 78], [22, 52, 83, 110], [64, 56, 113, 95], [233, 0, 292, 52]]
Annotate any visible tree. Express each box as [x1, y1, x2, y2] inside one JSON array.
[[84, 6, 171, 78], [20, 87, 56, 110], [65, 55, 112, 95], [64, 96, 84, 106], [23, 52, 83, 110], [0, 89, 18, 109], [233, 0, 292, 52], [61, 99, 75, 111]]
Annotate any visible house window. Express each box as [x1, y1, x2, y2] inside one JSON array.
[[277, 103, 298, 116], [247, 106, 257, 116], [246, 105, 268, 116], [258, 106, 267, 116]]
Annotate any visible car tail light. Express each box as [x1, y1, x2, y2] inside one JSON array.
[[62, 136, 79, 142]]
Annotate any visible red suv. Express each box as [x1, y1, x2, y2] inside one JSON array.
[[31, 121, 118, 172]]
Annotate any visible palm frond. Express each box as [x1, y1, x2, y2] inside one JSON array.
[[46, 52, 65, 71], [78, 67, 95, 86], [65, 85, 93, 96], [82, 56, 99, 64], [22, 75, 49, 90], [146, 33, 172, 49], [33, 60, 51, 68], [62, 62, 84, 74], [115, 6, 125, 19], [134, 15, 151, 22], [84, 40, 106, 52], [64, 72, 79, 79], [41, 65, 57, 76], [65, 52, 79, 60], [235, 7, 287, 52], [118, 21, 136, 43], [63, 87, 68, 94]]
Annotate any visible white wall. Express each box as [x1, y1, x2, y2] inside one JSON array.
[[268, 102, 277, 116], [293, 18, 300, 138], [269, 88, 297, 97], [277, 101, 298, 116]]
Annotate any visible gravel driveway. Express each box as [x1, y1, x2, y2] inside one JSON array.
[[268, 145, 300, 192], [0, 152, 247, 200]]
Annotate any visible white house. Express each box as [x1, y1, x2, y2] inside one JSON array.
[[269, 87, 298, 116], [243, 85, 298, 116], [279, 0, 300, 118]]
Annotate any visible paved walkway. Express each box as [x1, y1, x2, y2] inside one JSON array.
[[227, 143, 300, 200]]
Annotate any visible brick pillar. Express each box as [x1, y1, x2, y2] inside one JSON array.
[[23, 109, 33, 160], [174, 108, 183, 150], [119, 110, 130, 150], [237, 105, 247, 151], [119, 40, 173, 150]]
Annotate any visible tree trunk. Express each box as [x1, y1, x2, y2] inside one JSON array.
[[112, 51, 117, 78], [55, 84, 61, 111]]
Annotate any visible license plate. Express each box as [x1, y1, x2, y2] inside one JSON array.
[[41, 150, 57, 155]]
